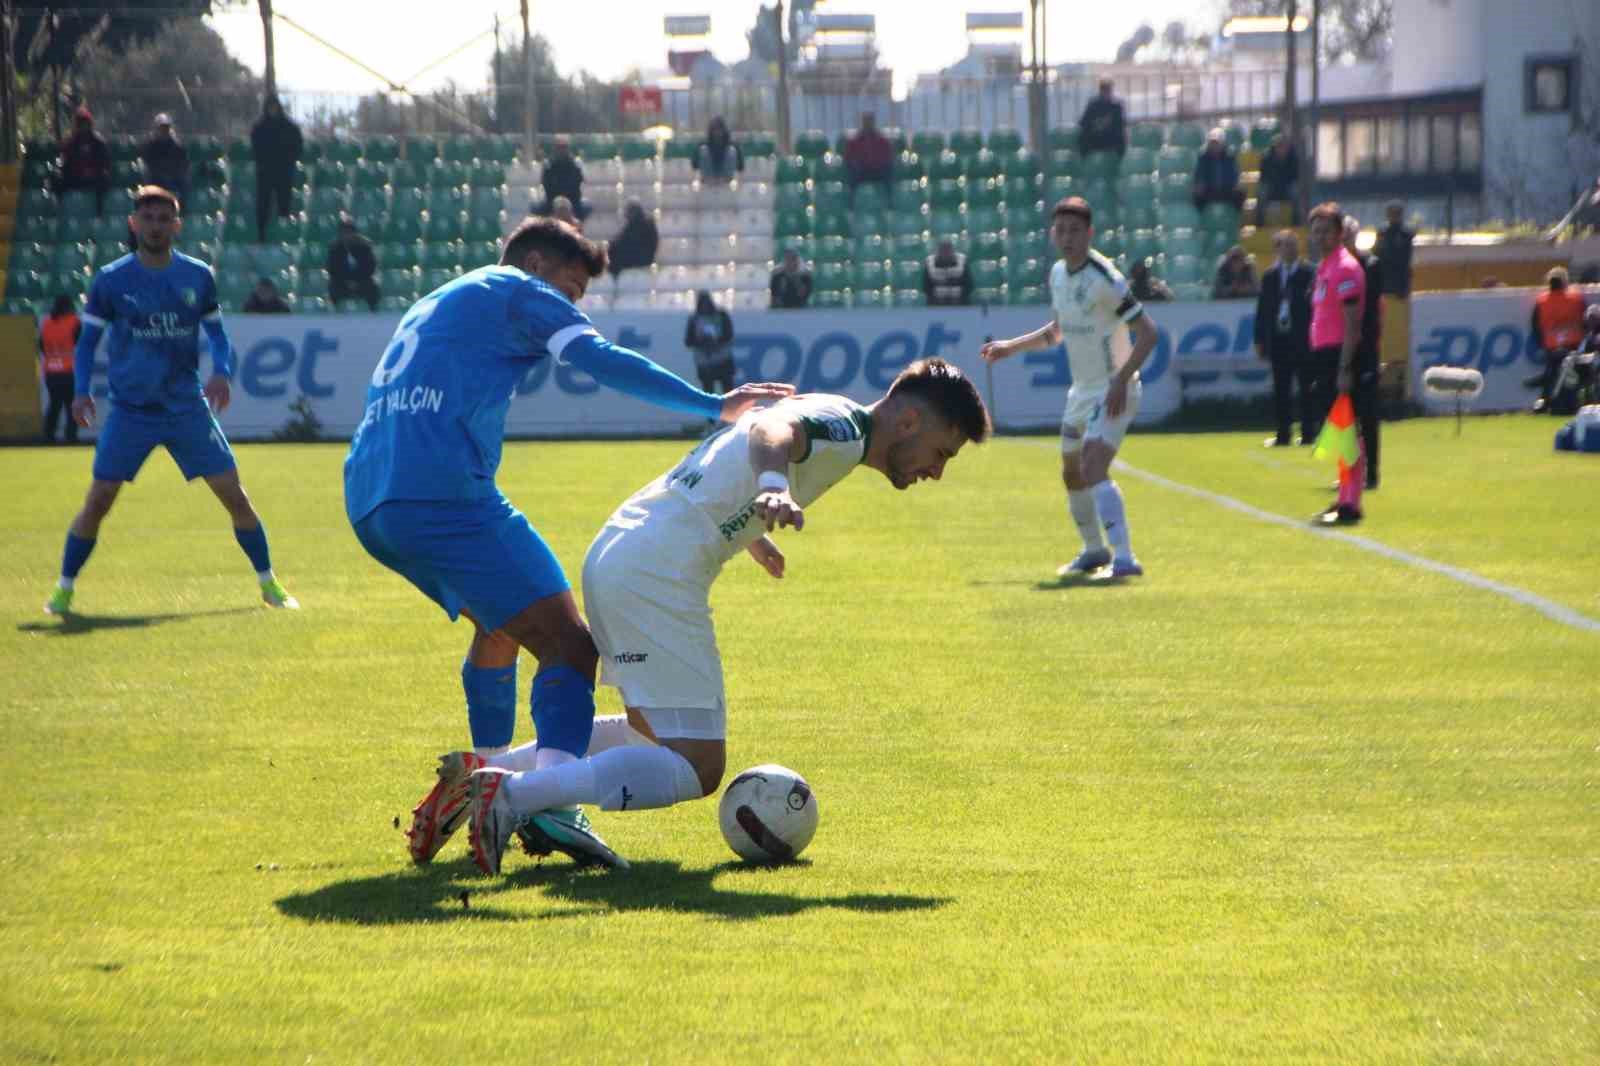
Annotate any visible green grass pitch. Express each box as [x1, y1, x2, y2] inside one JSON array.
[[2, 416, 1597, 1064]]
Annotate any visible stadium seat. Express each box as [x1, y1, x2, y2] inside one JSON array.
[[853, 182, 888, 214], [1045, 175, 1075, 204], [812, 152, 846, 183], [404, 136, 440, 163], [1157, 174, 1191, 204], [1008, 284, 1045, 305], [893, 150, 925, 180], [813, 181, 850, 215], [324, 140, 362, 166], [814, 260, 850, 291], [226, 140, 254, 164], [853, 260, 889, 289], [793, 131, 829, 159], [1001, 177, 1039, 209], [1123, 147, 1157, 175], [813, 213, 850, 239], [1004, 204, 1041, 233], [379, 242, 420, 271], [1129, 124, 1164, 151], [1170, 124, 1206, 150], [1161, 203, 1202, 230], [999, 150, 1040, 179], [349, 186, 389, 220], [965, 150, 1001, 181], [433, 161, 469, 188], [464, 215, 502, 244], [910, 131, 945, 158], [970, 231, 1005, 261], [364, 137, 401, 164], [774, 183, 808, 213], [850, 211, 887, 239], [1249, 122, 1279, 151], [891, 180, 927, 212], [987, 129, 1023, 154], [774, 208, 811, 239], [775, 155, 810, 184], [890, 231, 928, 259], [442, 140, 477, 164], [854, 233, 888, 261], [928, 207, 963, 238], [927, 151, 964, 182], [966, 180, 1003, 210], [891, 259, 922, 289], [854, 287, 889, 309], [928, 180, 964, 210], [1222, 125, 1245, 151], [814, 235, 851, 262]]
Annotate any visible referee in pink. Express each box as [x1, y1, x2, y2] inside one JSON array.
[[1307, 201, 1367, 526]]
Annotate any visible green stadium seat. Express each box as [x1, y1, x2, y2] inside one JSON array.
[[1122, 174, 1158, 210], [622, 138, 659, 162], [928, 151, 964, 181], [1129, 124, 1164, 151], [1157, 174, 1191, 204], [1165, 231, 1203, 259], [1250, 122, 1280, 151], [1123, 148, 1156, 176], [426, 213, 465, 242], [1170, 124, 1205, 150], [891, 180, 926, 212], [468, 137, 504, 162], [774, 184, 809, 213], [378, 294, 411, 312], [428, 186, 466, 214], [387, 159, 429, 188], [1120, 206, 1158, 231], [1161, 203, 1201, 230], [1154, 146, 1190, 176], [1201, 202, 1241, 234], [774, 208, 811, 238], [404, 137, 440, 163], [307, 186, 345, 215], [814, 260, 850, 291], [853, 261, 889, 289], [1004, 205, 1041, 233], [390, 186, 426, 218], [1045, 149, 1080, 178], [323, 140, 362, 165], [1222, 125, 1245, 151], [910, 131, 945, 158], [222, 213, 255, 243], [12, 243, 51, 273], [1006, 255, 1045, 286], [226, 139, 254, 164], [349, 187, 389, 221], [813, 181, 850, 214], [1165, 254, 1202, 285], [971, 286, 1003, 306], [893, 150, 925, 179], [775, 155, 810, 184], [421, 268, 456, 293], [853, 182, 888, 214], [812, 289, 849, 308], [815, 235, 851, 262], [892, 288, 926, 308], [1046, 127, 1078, 151], [890, 231, 928, 259], [892, 259, 922, 289], [442, 139, 477, 164], [350, 163, 389, 192], [970, 258, 1004, 288], [1080, 152, 1121, 180], [966, 180, 1003, 209], [364, 137, 401, 164], [433, 161, 469, 188], [965, 150, 1001, 181], [381, 215, 424, 244], [422, 242, 463, 270], [1125, 229, 1161, 265], [1097, 229, 1124, 259], [481, 137, 519, 164], [987, 129, 1023, 154], [469, 186, 505, 215], [1001, 176, 1039, 207], [813, 213, 849, 239], [463, 215, 502, 244], [947, 130, 981, 156], [850, 211, 887, 239], [468, 162, 506, 188], [813, 152, 846, 182], [854, 287, 889, 309], [740, 135, 777, 158], [928, 179, 964, 210], [308, 161, 347, 188], [188, 186, 225, 215], [794, 131, 829, 158], [1008, 284, 1045, 305], [928, 207, 963, 238], [970, 232, 1005, 260], [999, 150, 1040, 179], [1044, 175, 1074, 208], [380, 242, 420, 270], [854, 234, 888, 260]]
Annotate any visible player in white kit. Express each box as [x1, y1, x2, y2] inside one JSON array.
[[981, 196, 1158, 579], [458, 358, 991, 874]]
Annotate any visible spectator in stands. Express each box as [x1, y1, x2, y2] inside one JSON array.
[[1077, 80, 1126, 160], [1256, 133, 1299, 225], [326, 214, 380, 312], [537, 135, 589, 220], [1254, 229, 1314, 448], [53, 106, 112, 217], [39, 294, 81, 444], [139, 113, 191, 207], [769, 247, 813, 309], [1211, 245, 1259, 300], [685, 290, 736, 401], [843, 112, 894, 201], [693, 116, 744, 184], [1527, 266, 1586, 413], [1192, 129, 1244, 213], [251, 94, 303, 243], [923, 239, 973, 306], [606, 199, 658, 279], [243, 277, 292, 313], [1376, 201, 1415, 299], [550, 196, 583, 232], [1129, 258, 1174, 302]]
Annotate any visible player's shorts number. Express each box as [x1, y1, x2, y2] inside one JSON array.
[[371, 296, 441, 388]]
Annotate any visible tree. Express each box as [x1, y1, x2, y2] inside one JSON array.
[[64, 18, 262, 139], [1219, 0, 1391, 62], [14, 0, 215, 79]]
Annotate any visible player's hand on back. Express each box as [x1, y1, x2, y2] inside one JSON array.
[[755, 489, 804, 533], [719, 381, 795, 423], [203, 374, 232, 415], [70, 395, 95, 428], [746, 536, 785, 579]]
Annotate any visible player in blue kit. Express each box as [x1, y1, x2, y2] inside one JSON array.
[[44, 186, 297, 616], [344, 215, 791, 867]]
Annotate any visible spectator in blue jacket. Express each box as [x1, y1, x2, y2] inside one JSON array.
[[1192, 129, 1243, 212]]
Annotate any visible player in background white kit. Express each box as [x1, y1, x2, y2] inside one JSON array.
[[981, 196, 1159, 579], [456, 359, 991, 874]]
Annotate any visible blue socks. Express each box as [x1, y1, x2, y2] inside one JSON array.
[[531, 664, 596, 759], [462, 660, 517, 752], [233, 523, 272, 575], [61, 531, 96, 580]]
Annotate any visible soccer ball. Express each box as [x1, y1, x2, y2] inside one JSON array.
[[717, 764, 819, 862]]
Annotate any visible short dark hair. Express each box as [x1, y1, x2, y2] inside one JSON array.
[[1308, 201, 1343, 230], [133, 184, 180, 215], [887, 358, 992, 444], [1052, 196, 1092, 226], [500, 215, 607, 276]]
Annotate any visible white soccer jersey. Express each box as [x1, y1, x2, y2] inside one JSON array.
[[601, 393, 872, 576], [1049, 251, 1145, 392]]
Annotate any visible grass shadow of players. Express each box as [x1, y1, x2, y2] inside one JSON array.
[[17, 606, 260, 636], [275, 858, 949, 926]]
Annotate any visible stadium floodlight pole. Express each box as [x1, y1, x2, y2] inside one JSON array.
[[775, 2, 791, 155], [522, 0, 536, 160], [1308, 0, 1320, 219], [0, 0, 15, 165], [259, 0, 276, 98]]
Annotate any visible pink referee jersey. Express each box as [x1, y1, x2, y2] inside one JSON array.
[[1310, 246, 1365, 350]]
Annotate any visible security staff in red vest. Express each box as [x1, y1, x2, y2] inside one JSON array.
[[39, 294, 82, 443], [1530, 266, 1586, 412]]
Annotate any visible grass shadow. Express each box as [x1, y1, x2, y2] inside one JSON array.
[[275, 858, 949, 926], [17, 606, 259, 636]]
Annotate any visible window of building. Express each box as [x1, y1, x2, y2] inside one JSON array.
[[1526, 56, 1576, 114], [1458, 112, 1481, 171], [1407, 114, 1430, 173], [1344, 118, 1376, 175], [1317, 119, 1342, 180], [1431, 115, 1457, 173], [1376, 116, 1406, 174]]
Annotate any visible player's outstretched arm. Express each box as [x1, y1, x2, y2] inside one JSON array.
[[981, 320, 1061, 363], [749, 414, 808, 532], [561, 332, 792, 421], [719, 381, 795, 423]]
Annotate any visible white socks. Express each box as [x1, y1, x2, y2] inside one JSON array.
[[503, 745, 703, 817], [484, 715, 652, 772], [1067, 488, 1105, 552], [1091, 480, 1133, 560]]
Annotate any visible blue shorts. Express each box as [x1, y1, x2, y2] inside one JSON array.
[[352, 495, 570, 633], [92, 404, 237, 483]]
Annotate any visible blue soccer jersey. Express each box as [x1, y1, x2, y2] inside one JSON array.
[[77, 252, 232, 413], [343, 266, 722, 524]]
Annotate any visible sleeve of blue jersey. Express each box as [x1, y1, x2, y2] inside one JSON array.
[[74, 274, 113, 396], [560, 332, 722, 421], [198, 263, 233, 378]]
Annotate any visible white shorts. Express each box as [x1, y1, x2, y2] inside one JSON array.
[[582, 520, 728, 741], [1060, 377, 1141, 456]]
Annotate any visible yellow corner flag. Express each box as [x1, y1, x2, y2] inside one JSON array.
[[1312, 392, 1361, 476]]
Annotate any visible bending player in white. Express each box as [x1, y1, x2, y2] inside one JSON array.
[[981, 196, 1158, 579], [456, 358, 992, 873]]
